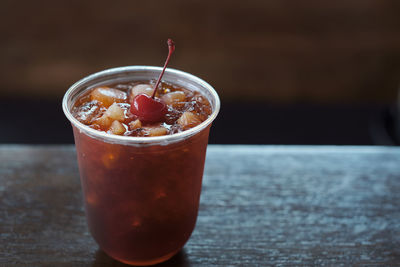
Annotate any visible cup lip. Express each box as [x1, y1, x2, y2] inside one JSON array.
[[62, 65, 220, 145]]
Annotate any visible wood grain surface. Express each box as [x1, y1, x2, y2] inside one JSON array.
[[1, 145, 400, 266]]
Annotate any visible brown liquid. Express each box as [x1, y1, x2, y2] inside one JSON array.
[[71, 81, 212, 265]]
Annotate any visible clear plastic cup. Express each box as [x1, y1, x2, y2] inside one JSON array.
[[62, 66, 220, 266]]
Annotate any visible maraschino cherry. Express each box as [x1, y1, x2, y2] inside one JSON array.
[[130, 39, 175, 122]]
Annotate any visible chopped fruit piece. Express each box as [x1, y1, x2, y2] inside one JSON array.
[[104, 103, 125, 121], [131, 84, 154, 98], [110, 120, 126, 135], [162, 91, 186, 105], [95, 103, 124, 128], [101, 152, 117, 169], [147, 126, 168, 136], [129, 119, 142, 130], [177, 111, 202, 129], [131, 217, 142, 227], [90, 87, 127, 107], [86, 192, 97, 205], [96, 115, 113, 128]]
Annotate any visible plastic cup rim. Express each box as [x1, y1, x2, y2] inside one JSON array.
[[62, 65, 220, 145]]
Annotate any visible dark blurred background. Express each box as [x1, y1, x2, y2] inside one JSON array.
[[2, 0, 400, 145]]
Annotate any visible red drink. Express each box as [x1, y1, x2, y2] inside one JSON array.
[[62, 66, 220, 265]]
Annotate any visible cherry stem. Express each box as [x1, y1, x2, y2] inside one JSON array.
[[151, 39, 175, 99]]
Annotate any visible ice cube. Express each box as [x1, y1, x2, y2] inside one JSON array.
[[110, 120, 126, 135], [131, 84, 154, 98], [177, 111, 201, 129], [72, 100, 101, 124], [104, 103, 125, 121], [161, 91, 186, 105], [90, 87, 127, 107]]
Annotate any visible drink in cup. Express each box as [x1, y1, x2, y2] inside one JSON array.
[[62, 41, 220, 266]]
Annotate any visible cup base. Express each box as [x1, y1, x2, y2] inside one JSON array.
[[112, 248, 180, 266]]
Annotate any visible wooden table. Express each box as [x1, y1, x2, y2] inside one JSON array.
[[1, 145, 400, 266]]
